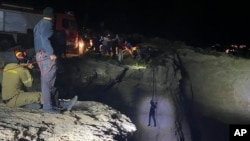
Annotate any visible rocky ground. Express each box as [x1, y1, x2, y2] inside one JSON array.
[[0, 49, 138, 141], [0, 100, 136, 141]]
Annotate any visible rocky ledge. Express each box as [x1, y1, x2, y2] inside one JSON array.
[[0, 101, 136, 141]]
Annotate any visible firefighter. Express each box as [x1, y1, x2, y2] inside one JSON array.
[[2, 49, 78, 112], [1, 49, 42, 108], [136, 45, 152, 63]]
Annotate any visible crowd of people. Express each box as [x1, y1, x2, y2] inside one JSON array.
[[88, 32, 134, 61], [84, 31, 155, 64], [212, 43, 250, 58]]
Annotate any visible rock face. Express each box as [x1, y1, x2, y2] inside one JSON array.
[[54, 53, 192, 141], [3, 41, 249, 141], [178, 48, 250, 124], [0, 101, 136, 141], [4, 37, 249, 140]]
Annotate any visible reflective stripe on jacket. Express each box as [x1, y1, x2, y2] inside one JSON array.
[[2, 63, 33, 100]]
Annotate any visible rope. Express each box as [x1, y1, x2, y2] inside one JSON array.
[[37, 54, 55, 76], [1, 57, 50, 73], [152, 67, 155, 101], [152, 67, 157, 102], [148, 67, 158, 128]]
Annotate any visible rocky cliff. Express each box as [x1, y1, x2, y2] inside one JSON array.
[[52, 50, 192, 141], [3, 42, 240, 141], [178, 47, 250, 124]]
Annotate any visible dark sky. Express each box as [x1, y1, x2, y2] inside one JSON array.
[[3, 0, 250, 46]]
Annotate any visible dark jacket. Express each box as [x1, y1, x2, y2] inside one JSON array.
[[33, 18, 54, 55]]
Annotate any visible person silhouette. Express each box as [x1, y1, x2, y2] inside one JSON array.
[[148, 100, 157, 127]]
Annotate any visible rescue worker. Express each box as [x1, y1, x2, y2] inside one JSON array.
[[148, 100, 157, 127], [92, 32, 102, 53], [2, 49, 78, 112], [2, 49, 42, 108], [100, 34, 111, 56], [136, 45, 151, 63], [111, 34, 119, 59], [33, 7, 67, 113], [123, 40, 133, 56], [117, 38, 125, 63]]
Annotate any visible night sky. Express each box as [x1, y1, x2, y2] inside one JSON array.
[[3, 0, 250, 46]]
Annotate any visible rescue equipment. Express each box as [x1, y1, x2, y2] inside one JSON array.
[[148, 67, 158, 127], [2, 57, 50, 72], [14, 49, 31, 63], [151, 67, 157, 102]]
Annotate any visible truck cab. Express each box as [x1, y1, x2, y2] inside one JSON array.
[[0, 3, 83, 54], [54, 12, 83, 54]]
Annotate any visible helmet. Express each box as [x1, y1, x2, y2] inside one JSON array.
[[14, 49, 31, 63]]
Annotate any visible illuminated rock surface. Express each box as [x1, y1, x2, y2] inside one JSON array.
[[0, 101, 136, 141], [178, 47, 250, 123], [3, 43, 244, 141]]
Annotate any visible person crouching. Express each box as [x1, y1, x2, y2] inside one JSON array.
[[1, 49, 42, 108]]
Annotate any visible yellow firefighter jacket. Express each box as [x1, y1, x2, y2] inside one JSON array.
[[2, 63, 33, 100]]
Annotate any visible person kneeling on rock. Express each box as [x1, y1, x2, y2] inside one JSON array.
[[1, 49, 77, 113]]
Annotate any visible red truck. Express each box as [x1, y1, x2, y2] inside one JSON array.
[[0, 3, 83, 54]]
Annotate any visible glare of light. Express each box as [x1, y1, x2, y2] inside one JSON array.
[[90, 39, 93, 47], [128, 64, 147, 69], [225, 49, 229, 54], [79, 40, 84, 54], [131, 46, 137, 51]]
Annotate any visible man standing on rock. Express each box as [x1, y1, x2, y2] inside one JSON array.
[[33, 7, 77, 113]]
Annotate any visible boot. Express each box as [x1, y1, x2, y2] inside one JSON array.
[[43, 108, 61, 114], [23, 103, 42, 109], [59, 96, 78, 111], [51, 87, 59, 107]]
